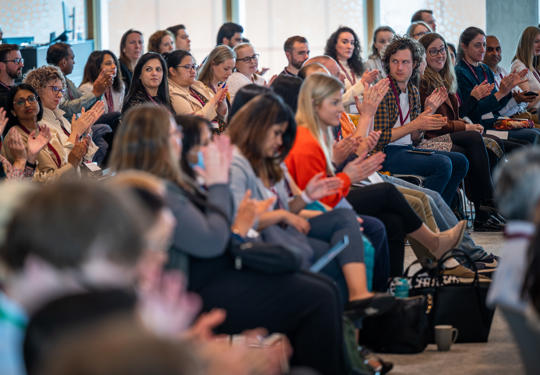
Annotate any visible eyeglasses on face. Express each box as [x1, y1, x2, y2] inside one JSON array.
[[237, 54, 259, 63], [428, 46, 446, 57], [2, 58, 24, 64], [48, 86, 66, 94], [413, 31, 428, 39], [14, 95, 38, 107], [177, 64, 199, 71]]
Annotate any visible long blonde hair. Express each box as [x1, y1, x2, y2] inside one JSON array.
[[296, 73, 343, 174], [513, 26, 540, 71], [197, 45, 236, 87]]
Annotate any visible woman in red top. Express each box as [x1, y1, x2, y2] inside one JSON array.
[[286, 73, 466, 274]]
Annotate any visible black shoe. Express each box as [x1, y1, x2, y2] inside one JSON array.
[[474, 218, 504, 232], [344, 294, 398, 319]]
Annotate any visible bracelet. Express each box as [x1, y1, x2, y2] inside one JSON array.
[[300, 190, 314, 204]]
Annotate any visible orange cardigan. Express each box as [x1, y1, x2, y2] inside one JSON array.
[[285, 126, 351, 208]]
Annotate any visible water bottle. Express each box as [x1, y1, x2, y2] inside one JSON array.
[[393, 277, 410, 298]]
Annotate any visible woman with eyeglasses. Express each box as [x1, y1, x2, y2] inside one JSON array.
[[122, 52, 171, 114], [418, 33, 502, 231], [165, 50, 228, 133], [1, 84, 88, 181], [226, 43, 266, 103], [24, 66, 104, 164]]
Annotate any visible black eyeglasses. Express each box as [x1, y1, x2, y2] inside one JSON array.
[[14, 95, 38, 107], [428, 46, 446, 57], [177, 64, 199, 71], [237, 54, 259, 63], [2, 58, 24, 64]]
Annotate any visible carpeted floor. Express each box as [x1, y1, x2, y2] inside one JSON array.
[[379, 231, 525, 375]]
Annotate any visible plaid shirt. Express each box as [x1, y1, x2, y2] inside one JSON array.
[[373, 77, 422, 151]]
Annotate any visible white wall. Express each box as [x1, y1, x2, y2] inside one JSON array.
[[102, 0, 224, 64]]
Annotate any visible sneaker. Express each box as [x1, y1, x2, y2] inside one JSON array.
[[474, 254, 499, 278], [441, 264, 491, 282]]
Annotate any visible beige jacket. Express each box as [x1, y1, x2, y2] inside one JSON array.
[[169, 79, 224, 121], [1, 125, 74, 182]]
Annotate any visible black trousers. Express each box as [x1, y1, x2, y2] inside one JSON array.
[[189, 255, 347, 375], [450, 131, 494, 207], [346, 182, 423, 277]]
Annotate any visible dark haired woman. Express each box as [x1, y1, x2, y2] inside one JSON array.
[[418, 32, 503, 231], [109, 104, 349, 375], [122, 52, 170, 114], [2, 84, 88, 181], [455, 26, 540, 144], [80, 50, 124, 113], [165, 50, 228, 132], [119, 29, 143, 94], [324, 26, 377, 112]]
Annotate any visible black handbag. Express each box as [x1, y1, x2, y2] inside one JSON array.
[[230, 224, 313, 274], [358, 295, 432, 354], [408, 249, 495, 343]]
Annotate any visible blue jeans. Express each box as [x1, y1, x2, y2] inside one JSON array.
[[381, 174, 489, 261], [382, 145, 469, 205], [508, 128, 540, 144]]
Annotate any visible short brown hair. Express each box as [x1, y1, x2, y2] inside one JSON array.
[[284, 35, 308, 52], [1, 180, 147, 271]]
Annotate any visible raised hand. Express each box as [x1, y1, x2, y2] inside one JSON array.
[[499, 71, 528, 97], [361, 69, 380, 86], [424, 86, 448, 114], [195, 134, 234, 185], [27, 125, 52, 163], [471, 80, 494, 100], [342, 151, 386, 183], [68, 137, 89, 167], [355, 78, 390, 117], [5, 128, 27, 161], [304, 172, 344, 201], [137, 270, 202, 337], [332, 136, 361, 165], [356, 130, 381, 155], [233, 190, 276, 236], [92, 69, 112, 97]]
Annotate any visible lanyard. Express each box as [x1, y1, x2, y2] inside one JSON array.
[[146, 93, 158, 105], [0, 81, 10, 90], [531, 69, 540, 86], [189, 87, 207, 107], [494, 73, 504, 90], [463, 60, 488, 84], [389, 79, 411, 126], [104, 87, 114, 112], [53, 112, 71, 137], [337, 60, 356, 86], [19, 124, 62, 168]]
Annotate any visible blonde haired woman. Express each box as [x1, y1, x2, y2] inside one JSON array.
[[226, 43, 266, 103], [511, 26, 540, 109], [286, 73, 466, 276]]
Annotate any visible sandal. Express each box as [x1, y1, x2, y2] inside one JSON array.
[[358, 346, 393, 375]]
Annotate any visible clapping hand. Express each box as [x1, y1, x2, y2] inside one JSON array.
[[304, 172, 344, 201], [332, 136, 361, 165], [355, 78, 390, 117], [195, 134, 234, 185], [233, 189, 276, 236], [471, 81, 494, 100], [361, 69, 380, 86], [27, 125, 52, 163], [342, 151, 386, 183], [424, 86, 448, 114], [0, 108, 8, 136]]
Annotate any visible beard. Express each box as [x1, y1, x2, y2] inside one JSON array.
[[292, 59, 304, 70], [7, 67, 22, 80]]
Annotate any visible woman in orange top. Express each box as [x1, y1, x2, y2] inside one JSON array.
[[285, 73, 466, 275]]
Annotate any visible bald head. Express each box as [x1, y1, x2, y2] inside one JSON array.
[[303, 55, 345, 83], [484, 35, 502, 70], [298, 62, 329, 79]]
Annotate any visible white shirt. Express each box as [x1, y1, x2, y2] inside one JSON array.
[[389, 90, 412, 146], [491, 65, 527, 117], [226, 72, 266, 104]]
